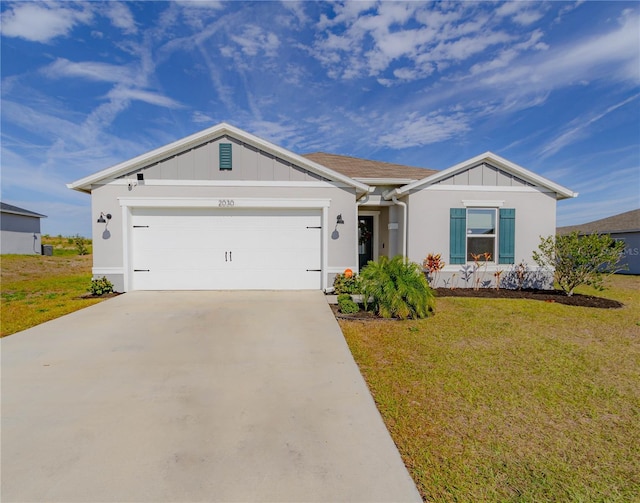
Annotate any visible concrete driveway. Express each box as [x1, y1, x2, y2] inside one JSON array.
[[1, 291, 421, 502]]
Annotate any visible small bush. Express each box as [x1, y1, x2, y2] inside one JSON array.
[[333, 273, 362, 294], [89, 276, 114, 296], [360, 255, 435, 319], [337, 293, 360, 314], [533, 232, 627, 296], [74, 235, 89, 255]]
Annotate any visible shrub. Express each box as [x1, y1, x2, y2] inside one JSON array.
[[333, 272, 362, 294], [74, 234, 89, 255], [89, 276, 114, 296], [360, 255, 435, 319], [337, 293, 360, 314], [533, 232, 627, 296]]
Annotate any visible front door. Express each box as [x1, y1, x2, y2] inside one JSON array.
[[358, 215, 374, 270]]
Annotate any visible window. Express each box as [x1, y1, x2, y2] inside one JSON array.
[[467, 208, 496, 261], [450, 208, 515, 264], [219, 143, 232, 170]]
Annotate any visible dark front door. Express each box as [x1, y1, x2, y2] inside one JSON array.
[[358, 215, 374, 270]]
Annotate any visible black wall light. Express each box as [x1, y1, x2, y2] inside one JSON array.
[[97, 212, 112, 224], [336, 214, 345, 225]]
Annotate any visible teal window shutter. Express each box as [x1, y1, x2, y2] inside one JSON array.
[[219, 143, 232, 170], [450, 208, 466, 264], [498, 208, 515, 264]]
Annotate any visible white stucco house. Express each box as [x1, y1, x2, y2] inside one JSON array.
[[68, 123, 577, 292], [0, 202, 47, 255]]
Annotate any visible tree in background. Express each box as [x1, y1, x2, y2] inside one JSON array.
[[533, 232, 627, 296]]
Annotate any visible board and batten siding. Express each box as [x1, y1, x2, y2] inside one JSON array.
[[118, 137, 327, 183], [436, 163, 533, 187]]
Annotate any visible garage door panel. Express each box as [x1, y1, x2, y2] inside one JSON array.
[[130, 208, 322, 290]]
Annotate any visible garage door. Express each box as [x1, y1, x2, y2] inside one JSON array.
[[130, 207, 322, 290]]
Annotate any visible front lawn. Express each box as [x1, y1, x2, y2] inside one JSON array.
[[339, 275, 640, 502], [1, 254, 104, 337]]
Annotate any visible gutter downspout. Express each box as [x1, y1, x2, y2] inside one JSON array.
[[391, 196, 407, 259]]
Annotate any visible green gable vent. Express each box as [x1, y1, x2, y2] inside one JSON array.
[[219, 143, 232, 170]]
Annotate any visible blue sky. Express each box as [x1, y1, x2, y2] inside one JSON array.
[[1, 1, 638, 237]]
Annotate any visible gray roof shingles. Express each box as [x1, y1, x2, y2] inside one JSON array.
[[0, 202, 47, 218], [557, 208, 640, 235]]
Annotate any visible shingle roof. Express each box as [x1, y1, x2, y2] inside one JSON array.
[[557, 209, 640, 235], [0, 202, 47, 218], [302, 152, 438, 181]]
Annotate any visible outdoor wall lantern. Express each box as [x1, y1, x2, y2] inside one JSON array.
[[97, 212, 112, 224], [336, 214, 344, 225]]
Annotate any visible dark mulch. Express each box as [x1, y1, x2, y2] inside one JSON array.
[[434, 288, 623, 309], [331, 288, 623, 319], [77, 292, 122, 300]]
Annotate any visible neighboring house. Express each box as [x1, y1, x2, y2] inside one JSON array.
[[68, 123, 576, 292], [1, 202, 47, 255], [558, 209, 640, 275]]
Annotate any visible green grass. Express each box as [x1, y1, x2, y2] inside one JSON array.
[[1, 254, 105, 337], [339, 275, 640, 502]]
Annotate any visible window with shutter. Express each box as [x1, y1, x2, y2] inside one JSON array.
[[498, 208, 516, 264], [450, 208, 466, 264]]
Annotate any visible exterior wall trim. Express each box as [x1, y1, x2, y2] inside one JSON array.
[[100, 179, 352, 189], [117, 197, 332, 209], [92, 267, 124, 275], [462, 200, 505, 207], [424, 185, 553, 194]]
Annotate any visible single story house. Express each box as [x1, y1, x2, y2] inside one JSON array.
[[68, 123, 577, 292], [558, 208, 640, 275], [0, 202, 47, 255]]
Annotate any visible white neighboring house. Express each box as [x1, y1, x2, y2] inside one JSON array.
[[68, 123, 577, 292], [0, 202, 47, 255], [558, 209, 640, 275]]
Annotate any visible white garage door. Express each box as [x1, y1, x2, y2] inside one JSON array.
[[130, 207, 322, 290]]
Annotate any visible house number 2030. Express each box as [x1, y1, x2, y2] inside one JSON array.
[[218, 199, 235, 207]]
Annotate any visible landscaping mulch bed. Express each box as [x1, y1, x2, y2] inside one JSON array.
[[434, 288, 623, 309], [331, 288, 623, 319], [77, 292, 122, 300]]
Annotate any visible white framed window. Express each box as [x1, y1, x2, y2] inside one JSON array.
[[466, 208, 496, 262]]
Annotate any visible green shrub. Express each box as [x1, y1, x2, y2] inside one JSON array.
[[89, 276, 114, 296], [74, 234, 89, 255], [333, 273, 362, 294], [360, 255, 435, 319], [337, 293, 360, 314], [533, 232, 627, 296]]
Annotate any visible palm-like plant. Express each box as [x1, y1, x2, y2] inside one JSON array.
[[359, 255, 435, 319]]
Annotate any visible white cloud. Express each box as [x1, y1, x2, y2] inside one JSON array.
[[477, 10, 640, 92], [230, 25, 280, 57], [540, 94, 640, 158], [107, 87, 184, 109], [103, 2, 137, 35], [1, 3, 93, 43], [377, 111, 470, 148], [42, 58, 137, 85], [192, 111, 215, 123]]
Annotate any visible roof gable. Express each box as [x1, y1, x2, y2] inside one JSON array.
[[389, 152, 577, 200], [0, 202, 47, 218], [68, 123, 370, 194]]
